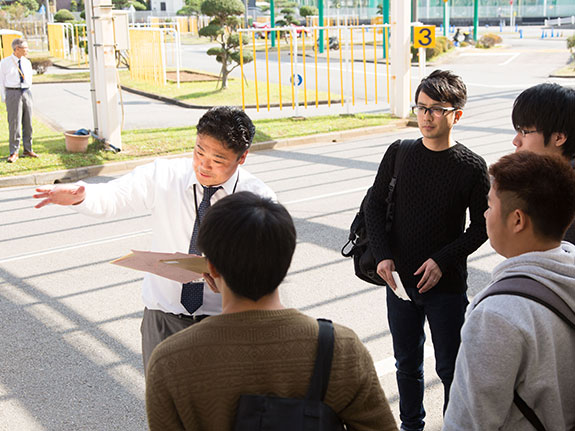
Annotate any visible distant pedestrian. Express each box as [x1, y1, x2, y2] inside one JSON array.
[[443, 151, 575, 430], [364, 70, 489, 431], [146, 192, 398, 431], [510, 82, 575, 243], [0, 38, 38, 163]]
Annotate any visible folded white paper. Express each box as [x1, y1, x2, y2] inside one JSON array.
[[391, 271, 411, 301]]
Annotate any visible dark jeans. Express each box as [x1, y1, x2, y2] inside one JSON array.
[[386, 286, 468, 431]]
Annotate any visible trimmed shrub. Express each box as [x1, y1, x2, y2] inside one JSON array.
[[477, 33, 502, 49], [54, 8, 75, 22], [31, 57, 52, 74]]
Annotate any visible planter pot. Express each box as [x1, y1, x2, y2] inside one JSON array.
[[64, 131, 90, 153]]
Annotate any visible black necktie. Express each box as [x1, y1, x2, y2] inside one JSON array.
[[18, 59, 24, 84], [180, 185, 221, 314]]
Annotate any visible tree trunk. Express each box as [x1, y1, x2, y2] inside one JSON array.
[[220, 50, 229, 89]]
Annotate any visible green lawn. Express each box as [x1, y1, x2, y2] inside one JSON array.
[[1, 102, 394, 177]]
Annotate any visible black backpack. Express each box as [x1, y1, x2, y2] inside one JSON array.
[[474, 275, 575, 431], [233, 319, 345, 431], [341, 139, 414, 285]]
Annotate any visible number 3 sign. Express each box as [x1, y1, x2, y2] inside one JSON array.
[[414, 26, 436, 49]]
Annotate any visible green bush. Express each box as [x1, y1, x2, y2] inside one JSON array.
[[54, 8, 75, 22], [477, 33, 502, 49], [130, 0, 146, 10], [299, 5, 318, 17], [411, 36, 454, 62], [568, 34, 575, 56]]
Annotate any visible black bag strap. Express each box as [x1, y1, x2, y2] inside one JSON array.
[[306, 318, 335, 402], [385, 139, 415, 233], [475, 275, 575, 431]]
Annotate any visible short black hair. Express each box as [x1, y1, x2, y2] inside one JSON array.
[[511, 83, 575, 159], [415, 69, 467, 109], [197, 192, 296, 301], [489, 152, 575, 241], [196, 107, 256, 156]]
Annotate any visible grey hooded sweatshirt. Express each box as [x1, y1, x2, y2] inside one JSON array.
[[443, 242, 575, 431]]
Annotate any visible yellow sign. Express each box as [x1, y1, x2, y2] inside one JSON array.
[[414, 25, 436, 49]]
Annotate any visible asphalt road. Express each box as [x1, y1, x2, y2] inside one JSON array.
[[1, 28, 574, 430]]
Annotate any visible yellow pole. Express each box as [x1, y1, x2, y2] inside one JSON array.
[[252, 32, 259, 111], [362, 26, 367, 104], [290, 31, 295, 109], [240, 31, 245, 110], [302, 31, 307, 109], [75, 25, 80, 65], [265, 30, 270, 111], [373, 26, 377, 104], [350, 28, 355, 106], [339, 27, 343, 106], [277, 30, 282, 110], [326, 28, 330, 107], [83, 25, 88, 66], [314, 28, 318, 108], [385, 26, 389, 104]]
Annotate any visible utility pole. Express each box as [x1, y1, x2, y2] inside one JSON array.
[[390, 0, 410, 118], [318, 0, 324, 53], [473, 0, 478, 40], [85, 0, 122, 150]]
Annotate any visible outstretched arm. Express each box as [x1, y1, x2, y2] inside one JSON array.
[[34, 184, 86, 208]]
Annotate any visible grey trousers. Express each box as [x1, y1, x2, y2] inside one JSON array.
[[6, 88, 33, 155], [141, 308, 206, 372]]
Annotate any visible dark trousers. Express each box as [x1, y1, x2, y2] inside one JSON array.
[[386, 286, 468, 431], [141, 308, 209, 372]]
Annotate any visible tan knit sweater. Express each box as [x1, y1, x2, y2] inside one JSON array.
[[146, 309, 397, 431]]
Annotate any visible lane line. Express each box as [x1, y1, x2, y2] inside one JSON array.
[[0, 230, 151, 264], [284, 186, 367, 205]]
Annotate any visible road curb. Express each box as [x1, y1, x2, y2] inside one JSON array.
[[1, 120, 412, 188]]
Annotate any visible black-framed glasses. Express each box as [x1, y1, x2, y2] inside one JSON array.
[[412, 105, 457, 117], [515, 127, 539, 137]]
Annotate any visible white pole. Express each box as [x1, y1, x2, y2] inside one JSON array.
[[418, 47, 425, 82], [390, 0, 410, 118], [84, 0, 99, 134], [344, 24, 351, 115], [293, 29, 299, 117]]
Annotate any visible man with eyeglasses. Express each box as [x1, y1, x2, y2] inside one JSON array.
[[510, 83, 575, 243], [365, 69, 489, 431]]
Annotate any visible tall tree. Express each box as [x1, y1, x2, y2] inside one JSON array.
[[199, 0, 253, 89]]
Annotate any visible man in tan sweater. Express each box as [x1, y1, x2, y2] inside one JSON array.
[[146, 192, 397, 431]]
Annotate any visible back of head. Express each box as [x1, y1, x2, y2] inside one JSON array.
[[196, 106, 256, 156], [197, 192, 296, 301], [415, 69, 467, 108], [512, 83, 575, 159], [489, 151, 575, 241]]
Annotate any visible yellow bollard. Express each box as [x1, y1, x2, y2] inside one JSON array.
[[240, 31, 245, 110], [265, 30, 270, 111], [339, 27, 343, 107], [277, 30, 282, 110], [350, 28, 355, 106], [302, 31, 307, 108], [326, 28, 330, 107], [373, 26, 377, 104], [314, 28, 318, 108], [252, 32, 259, 112], [362, 26, 367, 105], [289, 31, 295, 109]]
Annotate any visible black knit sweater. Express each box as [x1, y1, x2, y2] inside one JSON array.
[[365, 139, 490, 294]]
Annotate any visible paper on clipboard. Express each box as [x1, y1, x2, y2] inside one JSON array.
[[391, 271, 411, 301], [110, 250, 206, 283], [160, 256, 208, 274]]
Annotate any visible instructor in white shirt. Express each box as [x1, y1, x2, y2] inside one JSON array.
[[33, 107, 276, 369], [0, 38, 38, 163]]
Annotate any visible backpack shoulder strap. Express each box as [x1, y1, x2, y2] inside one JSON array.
[[474, 275, 575, 431], [384, 139, 416, 232], [476, 275, 575, 330], [306, 318, 335, 401]]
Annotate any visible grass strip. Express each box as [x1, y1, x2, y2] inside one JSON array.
[[1, 106, 393, 177]]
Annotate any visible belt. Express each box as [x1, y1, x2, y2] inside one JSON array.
[[173, 313, 210, 323], [5, 87, 29, 90]]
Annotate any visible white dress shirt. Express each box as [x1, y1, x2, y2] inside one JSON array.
[[0, 54, 33, 102], [74, 157, 276, 316]]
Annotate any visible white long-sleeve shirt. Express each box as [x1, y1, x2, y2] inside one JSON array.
[[74, 158, 276, 316], [0, 54, 32, 102]]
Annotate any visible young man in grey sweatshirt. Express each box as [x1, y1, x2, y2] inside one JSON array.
[[443, 151, 575, 431]]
